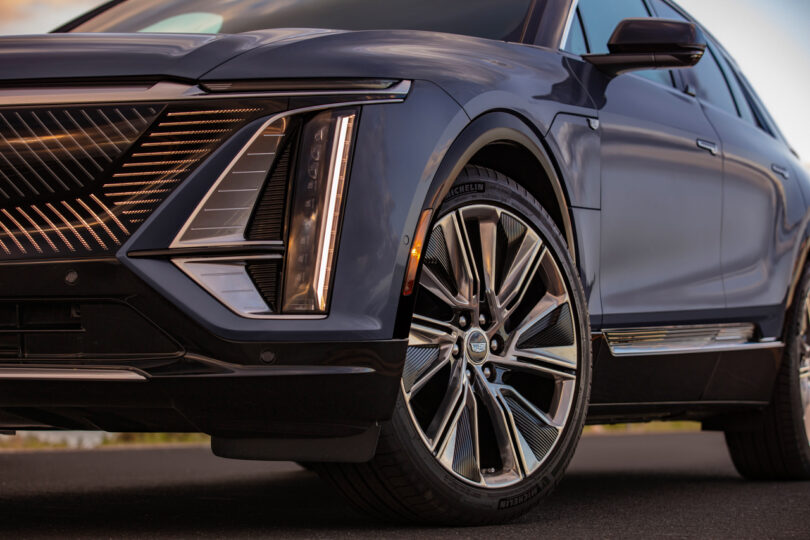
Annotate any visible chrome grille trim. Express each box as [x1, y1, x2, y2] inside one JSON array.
[[0, 80, 412, 106]]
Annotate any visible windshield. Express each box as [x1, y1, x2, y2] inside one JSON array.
[[70, 0, 534, 42]]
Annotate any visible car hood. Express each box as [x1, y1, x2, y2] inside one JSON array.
[[0, 29, 588, 125], [0, 29, 342, 82]]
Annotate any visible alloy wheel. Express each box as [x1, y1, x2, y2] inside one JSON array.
[[403, 204, 579, 488]]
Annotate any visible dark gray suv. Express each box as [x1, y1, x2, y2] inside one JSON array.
[[0, 0, 807, 524]]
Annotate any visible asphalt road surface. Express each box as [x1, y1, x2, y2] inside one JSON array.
[[0, 432, 807, 538]]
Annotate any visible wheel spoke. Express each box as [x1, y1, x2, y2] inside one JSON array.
[[493, 356, 576, 381], [463, 206, 500, 297], [421, 265, 468, 309], [499, 389, 561, 472], [425, 359, 467, 450], [498, 229, 543, 309], [505, 387, 560, 430], [472, 374, 524, 480], [410, 314, 457, 347], [440, 213, 478, 306], [508, 292, 575, 368], [436, 383, 481, 482], [513, 345, 578, 370], [408, 353, 452, 396], [499, 248, 548, 326]]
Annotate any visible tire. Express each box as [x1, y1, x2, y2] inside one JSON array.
[[316, 166, 592, 524], [724, 265, 810, 480]]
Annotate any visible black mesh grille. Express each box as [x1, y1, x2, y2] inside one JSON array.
[[0, 102, 268, 260], [246, 261, 282, 312]]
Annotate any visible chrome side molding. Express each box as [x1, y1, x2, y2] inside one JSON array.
[[0, 367, 146, 381], [601, 323, 782, 356]]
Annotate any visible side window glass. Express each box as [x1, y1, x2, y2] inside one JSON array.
[[578, 0, 673, 87], [648, 0, 686, 21], [714, 51, 757, 125], [650, 0, 758, 125], [578, 0, 650, 55], [563, 9, 588, 56], [688, 46, 739, 117]]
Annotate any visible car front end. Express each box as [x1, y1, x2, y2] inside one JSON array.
[[0, 31, 469, 460]]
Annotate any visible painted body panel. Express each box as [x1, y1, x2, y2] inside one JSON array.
[[570, 66, 727, 321], [698, 101, 806, 312]]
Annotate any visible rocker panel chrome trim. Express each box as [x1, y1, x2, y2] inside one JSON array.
[[0, 367, 146, 381], [599, 323, 783, 356]]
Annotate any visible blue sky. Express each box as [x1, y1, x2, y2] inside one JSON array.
[[0, 0, 808, 163], [678, 0, 810, 163]]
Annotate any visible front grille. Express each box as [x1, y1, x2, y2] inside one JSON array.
[[107, 106, 261, 226], [0, 105, 160, 199], [0, 101, 273, 260]]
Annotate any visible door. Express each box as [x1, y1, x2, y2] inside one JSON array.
[[567, 0, 726, 326], [681, 42, 806, 322]]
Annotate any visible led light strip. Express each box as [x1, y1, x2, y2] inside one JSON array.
[[315, 114, 355, 311]]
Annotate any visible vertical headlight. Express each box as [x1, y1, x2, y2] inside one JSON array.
[[284, 109, 357, 313]]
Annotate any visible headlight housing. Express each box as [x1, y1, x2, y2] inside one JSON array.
[[283, 109, 356, 313], [171, 107, 358, 317]]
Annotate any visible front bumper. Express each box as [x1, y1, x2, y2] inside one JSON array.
[[0, 259, 406, 440]]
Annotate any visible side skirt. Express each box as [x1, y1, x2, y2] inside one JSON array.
[[587, 325, 783, 425]]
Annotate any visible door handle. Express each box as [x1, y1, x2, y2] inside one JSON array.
[[696, 139, 719, 156], [772, 164, 790, 180]]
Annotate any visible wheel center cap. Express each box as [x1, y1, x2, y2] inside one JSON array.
[[466, 330, 489, 363]]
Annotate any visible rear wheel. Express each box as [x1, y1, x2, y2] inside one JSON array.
[[724, 265, 810, 480], [317, 166, 591, 524]]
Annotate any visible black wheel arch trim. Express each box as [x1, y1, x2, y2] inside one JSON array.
[[421, 111, 577, 263], [393, 111, 578, 338]]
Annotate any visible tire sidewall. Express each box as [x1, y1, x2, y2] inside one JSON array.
[[783, 268, 810, 459]]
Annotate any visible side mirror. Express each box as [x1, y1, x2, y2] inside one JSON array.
[[584, 18, 706, 76]]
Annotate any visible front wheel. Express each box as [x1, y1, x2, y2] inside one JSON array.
[[317, 166, 592, 525]]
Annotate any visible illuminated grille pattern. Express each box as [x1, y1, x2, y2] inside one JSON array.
[[0, 105, 159, 199], [0, 103, 263, 260], [104, 107, 260, 225]]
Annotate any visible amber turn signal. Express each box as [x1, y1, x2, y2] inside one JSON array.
[[403, 209, 433, 297]]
